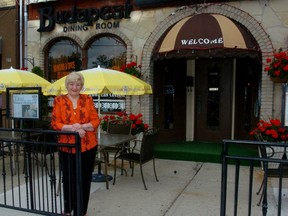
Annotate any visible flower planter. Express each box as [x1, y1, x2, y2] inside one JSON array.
[[133, 132, 144, 151], [270, 76, 288, 83], [264, 146, 286, 169]]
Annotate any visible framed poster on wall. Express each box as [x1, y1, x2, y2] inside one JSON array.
[[6, 87, 41, 120]]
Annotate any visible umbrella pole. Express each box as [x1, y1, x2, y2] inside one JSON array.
[[92, 95, 113, 183], [98, 95, 100, 139]]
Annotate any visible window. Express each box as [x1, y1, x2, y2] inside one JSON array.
[[87, 35, 127, 113], [48, 39, 82, 82], [207, 70, 220, 126], [87, 36, 126, 69]]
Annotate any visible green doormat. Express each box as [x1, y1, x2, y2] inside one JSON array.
[[154, 141, 259, 166]]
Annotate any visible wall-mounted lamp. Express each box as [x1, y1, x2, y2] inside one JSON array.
[[24, 57, 34, 67]]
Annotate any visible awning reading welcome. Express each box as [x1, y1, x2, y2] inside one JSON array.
[[155, 14, 259, 55]]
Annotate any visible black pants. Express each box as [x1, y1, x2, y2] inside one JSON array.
[[60, 146, 97, 215]]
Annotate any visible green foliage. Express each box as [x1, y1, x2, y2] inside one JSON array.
[[32, 66, 44, 77]]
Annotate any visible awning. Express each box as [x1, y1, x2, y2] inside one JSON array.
[[154, 14, 260, 58]]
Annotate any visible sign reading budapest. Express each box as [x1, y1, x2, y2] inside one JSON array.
[[37, 2, 132, 32]]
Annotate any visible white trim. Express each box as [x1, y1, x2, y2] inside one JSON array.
[[186, 60, 195, 141]]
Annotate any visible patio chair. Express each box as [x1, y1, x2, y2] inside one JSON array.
[[105, 119, 132, 165], [256, 145, 288, 206], [113, 127, 160, 190], [92, 119, 132, 189]]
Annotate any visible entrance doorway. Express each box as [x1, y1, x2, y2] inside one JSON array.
[[195, 58, 233, 142], [153, 57, 260, 143], [194, 57, 260, 142]]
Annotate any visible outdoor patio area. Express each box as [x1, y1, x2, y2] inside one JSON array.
[[1, 159, 287, 216]]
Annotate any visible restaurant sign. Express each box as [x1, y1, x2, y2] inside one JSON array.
[[37, 2, 132, 32]]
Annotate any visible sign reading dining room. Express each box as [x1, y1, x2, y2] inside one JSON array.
[[37, 1, 132, 32]]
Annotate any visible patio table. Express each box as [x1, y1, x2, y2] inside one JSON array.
[[92, 133, 136, 189]]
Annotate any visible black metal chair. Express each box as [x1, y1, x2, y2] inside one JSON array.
[[256, 145, 288, 206], [113, 127, 159, 190], [105, 119, 132, 164]]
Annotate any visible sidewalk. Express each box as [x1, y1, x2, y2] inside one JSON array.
[[1, 159, 287, 216]]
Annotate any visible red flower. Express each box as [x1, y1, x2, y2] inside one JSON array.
[[250, 119, 288, 142], [120, 61, 142, 78], [135, 119, 142, 125], [100, 111, 149, 135], [274, 70, 281, 76], [265, 49, 288, 80], [21, 67, 28, 70]]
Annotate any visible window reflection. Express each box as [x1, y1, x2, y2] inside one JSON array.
[[87, 36, 126, 69], [47, 35, 128, 114], [48, 39, 82, 82], [87, 35, 127, 114], [207, 70, 220, 126], [164, 85, 174, 129]]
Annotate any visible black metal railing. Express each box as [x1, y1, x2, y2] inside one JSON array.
[[0, 128, 82, 216], [220, 139, 288, 216]]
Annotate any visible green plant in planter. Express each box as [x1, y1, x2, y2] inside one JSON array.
[[32, 66, 44, 77]]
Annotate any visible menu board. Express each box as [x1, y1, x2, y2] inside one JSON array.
[[6, 87, 41, 120]]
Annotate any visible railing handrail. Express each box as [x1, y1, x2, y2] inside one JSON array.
[[0, 128, 83, 216], [221, 139, 288, 216]]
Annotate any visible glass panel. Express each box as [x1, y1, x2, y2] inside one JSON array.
[[48, 39, 82, 82], [87, 36, 126, 69], [88, 36, 127, 114], [207, 70, 220, 126], [164, 85, 174, 129]]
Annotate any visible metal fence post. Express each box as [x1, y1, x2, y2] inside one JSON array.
[[220, 140, 228, 216], [75, 134, 83, 216]]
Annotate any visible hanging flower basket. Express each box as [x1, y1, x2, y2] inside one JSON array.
[[264, 49, 288, 83]]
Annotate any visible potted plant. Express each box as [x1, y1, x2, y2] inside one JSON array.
[[120, 61, 142, 78], [264, 49, 288, 83]]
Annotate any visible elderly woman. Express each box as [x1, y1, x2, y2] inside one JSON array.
[[51, 72, 100, 216]]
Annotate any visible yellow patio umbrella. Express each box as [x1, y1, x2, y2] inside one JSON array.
[[0, 67, 51, 92], [43, 66, 152, 96]]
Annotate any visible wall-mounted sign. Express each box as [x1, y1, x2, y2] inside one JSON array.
[[37, 2, 132, 32]]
